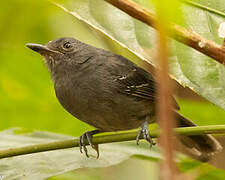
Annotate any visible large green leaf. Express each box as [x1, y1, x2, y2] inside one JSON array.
[[0, 128, 161, 180], [1, 129, 225, 180], [53, 0, 225, 110]]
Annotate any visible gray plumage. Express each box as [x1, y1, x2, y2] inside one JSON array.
[[27, 37, 222, 161]]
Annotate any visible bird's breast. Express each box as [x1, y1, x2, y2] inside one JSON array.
[[54, 76, 90, 120]]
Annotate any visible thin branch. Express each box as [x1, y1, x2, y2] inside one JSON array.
[[0, 125, 225, 159], [104, 0, 225, 65]]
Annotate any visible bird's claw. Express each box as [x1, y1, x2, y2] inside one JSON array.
[[136, 121, 155, 147], [79, 130, 100, 158]]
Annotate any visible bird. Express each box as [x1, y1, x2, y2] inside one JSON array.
[[26, 37, 222, 161]]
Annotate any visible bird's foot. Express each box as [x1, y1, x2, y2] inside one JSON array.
[[79, 130, 100, 158], [136, 121, 155, 147]]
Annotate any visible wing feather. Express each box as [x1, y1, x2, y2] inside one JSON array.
[[115, 66, 180, 109], [116, 67, 156, 101]]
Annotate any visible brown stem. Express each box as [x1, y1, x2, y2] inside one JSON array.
[[104, 0, 225, 65], [155, 10, 176, 180]]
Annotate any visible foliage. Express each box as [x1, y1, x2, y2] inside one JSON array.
[[0, 0, 225, 179], [0, 128, 225, 180], [54, 0, 225, 110]]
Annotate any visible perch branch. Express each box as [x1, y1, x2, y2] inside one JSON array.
[[104, 0, 225, 65], [0, 125, 225, 159]]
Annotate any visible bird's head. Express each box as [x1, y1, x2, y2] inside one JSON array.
[[26, 37, 88, 73]]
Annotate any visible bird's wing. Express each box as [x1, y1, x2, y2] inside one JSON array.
[[98, 52, 179, 109], [115, 64, 180, 109], [116, 66, 156, 101]]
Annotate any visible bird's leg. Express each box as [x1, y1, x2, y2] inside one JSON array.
[[79, 130, 101, 158], [136, 121, 155, 147]]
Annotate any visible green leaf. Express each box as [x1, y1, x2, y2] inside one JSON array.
[[1, 128, 225, 179], [0, 128, 161, 180], [53, 0, 225, 110], [171, 0, 225, 109], [178, 157, 225, 180]]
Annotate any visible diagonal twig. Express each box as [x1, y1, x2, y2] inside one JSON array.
[[104, 0, 225, 65]]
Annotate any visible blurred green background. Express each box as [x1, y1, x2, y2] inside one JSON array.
[[1, 0, 225, 179], [0, 0, 108, 136]]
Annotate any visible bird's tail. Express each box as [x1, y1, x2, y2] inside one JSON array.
[[175, 112, 222, 162]]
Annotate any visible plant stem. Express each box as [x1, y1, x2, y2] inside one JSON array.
[[0, 125, 225, 159], [104, 0, 225, 65], [155, 2, 176, 179]]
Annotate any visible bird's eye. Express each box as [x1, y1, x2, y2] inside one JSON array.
[[63, 42, 72, 50]]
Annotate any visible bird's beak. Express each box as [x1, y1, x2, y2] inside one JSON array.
[[26, 43, 62, 55]]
